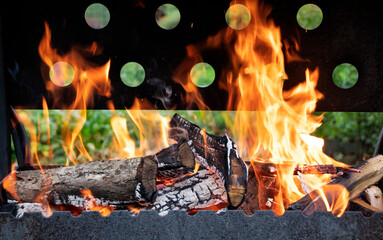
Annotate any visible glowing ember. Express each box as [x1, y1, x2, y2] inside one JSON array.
[[80, 189, 115, 216]]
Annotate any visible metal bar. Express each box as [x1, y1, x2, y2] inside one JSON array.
[[0, 12, 11, 203], [0, 210, 382, 239]]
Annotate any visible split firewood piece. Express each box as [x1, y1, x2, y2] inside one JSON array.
[[363, 185, 383, 210], [289, 155, 383, 215], [294, 164, 361, 175], [2, 156, 158, 205], [250, 162, 360, 176], [2, 140, 197, 206], [150, 168, 228, 214], [169, 114, 248, 208], [155, 140, 196, 180]]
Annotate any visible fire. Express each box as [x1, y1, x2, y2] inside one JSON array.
[[7, 0, 352, 217], [80, 189, 115, 216], [173, 0, 349, 216], [111, 115, 136, 158], [309, 184, 349, 217], [38, 22, 112, 164], [108, 98, 172, 159], [2, 164, 20, 203], [225, 0, 348, 215], [127, 206, 141, 215]]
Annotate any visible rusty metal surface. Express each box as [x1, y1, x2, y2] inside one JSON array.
[[1, 210, 383, 239], [1, 0, 382, 111]]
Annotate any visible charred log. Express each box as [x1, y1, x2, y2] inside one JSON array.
[[2, 139, 199, 206], [150, 169, 227, 214], [2, 114, 242, 214], [3, 156, 158, 205], [289, 155, 383, 215], [169, 114, 248, 208]]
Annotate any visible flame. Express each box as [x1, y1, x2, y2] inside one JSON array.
[[8, 1, 352, 216], [309, 184, 349, 217], [2, 164, 20, 202], [38, 22, 112, 164], [128, 206, 141, 215], [223, 0, 348, 215], [109, 100, 171, 159], [42, 98, 53, 159], [172, 0, 349, 215], [111, 115, 136, 158], [80, 189, 115, 216], [173, 45, 211, 110], [17, 111, 45, 170]]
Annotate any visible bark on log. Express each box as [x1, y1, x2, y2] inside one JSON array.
[[289, 155, 383, 215], [169, 114, 248, 208], [3, 157, 158, 204], [2, 140, 197, 206], [7, 168, 228, 216], [2, 114, 235, 214]]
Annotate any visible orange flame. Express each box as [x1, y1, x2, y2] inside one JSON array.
[[2, 164, 20, 202], [111, 115, 136, 158], [9, 1, 351, 216], [128, 206, 141, 215], [172, 0, 349, 215], [80, 189, 115, 216], [225, 0, 348, 215], [309, 184, 349, 217], [38, 22, 111, 109], [109, 99, 171, 159], [38, 22, 112, 165]]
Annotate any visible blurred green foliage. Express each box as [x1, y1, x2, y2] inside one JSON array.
[[332, 63, 359, 89], [296, 4, 323, 30], [225, 4, 251, 30], [155, 4, 181, 30], [13, 110, 382, 166], [313, 112, 383, 154], [190, 63, 216, 88], [120, 62, 145, 87], [85, 3, 110, 29]]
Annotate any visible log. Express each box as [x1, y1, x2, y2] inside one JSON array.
[[1, 139, 197, 206], [155, 140, 196, 180], [169, 114, 248, 208], [3, 156, 158, 205], [1, 114, 235, 214], [237, 164, 260, 214], [289, 155, 383, 215], [237, 162, 358, 214], [4, 168, 228, 216], [150, 169, 227, 214]]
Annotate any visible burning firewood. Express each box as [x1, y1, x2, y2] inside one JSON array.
[[2, 141, 196, 207], [169, 113, 248, 208], [238, 161, 362, 215], [151, 169, 227, 214], [289, 155, 383, 216], [1, 114, 247, 215], [3, 154, 159, 205]]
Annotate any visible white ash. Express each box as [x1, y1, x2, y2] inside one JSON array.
[[225, 134, 233, 174], [297, 171, 313, 194], [151, 169, 227, 213], [266, 198, 274, 208], [13, 203, 50, 218]]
